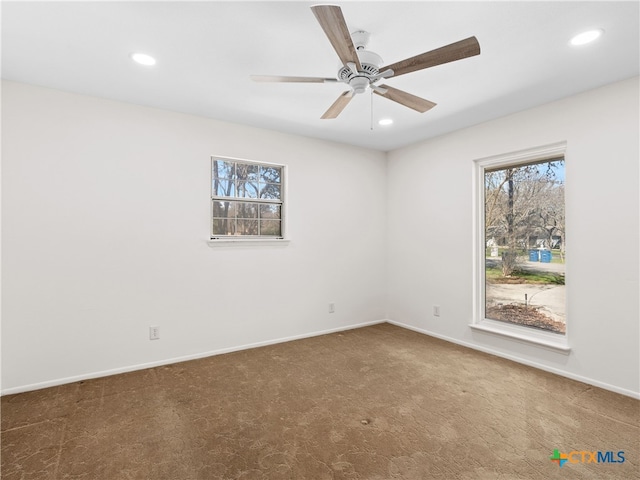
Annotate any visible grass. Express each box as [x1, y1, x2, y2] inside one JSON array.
[[486, 265, 565, 285]]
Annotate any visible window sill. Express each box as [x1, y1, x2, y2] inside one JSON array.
[[470, 320, 571, 354], [207, 238, 290, 247]]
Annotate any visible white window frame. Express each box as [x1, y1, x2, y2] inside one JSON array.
[[208, 155, 289, 246], [471, 142, 570, 353]]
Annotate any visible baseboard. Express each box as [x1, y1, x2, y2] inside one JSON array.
[[1, 319, 386, 396], [7, 318, 637, 400], [387, 319, 640, 400]]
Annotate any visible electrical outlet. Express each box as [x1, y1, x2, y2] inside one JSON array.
[[149, 326, 160, 340], [433, 306, 440, 317], [329, 302, 335, 313]]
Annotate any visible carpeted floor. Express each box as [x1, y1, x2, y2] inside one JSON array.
[[2, 323, 639, 479]]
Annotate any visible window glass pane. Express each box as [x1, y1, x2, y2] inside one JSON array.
[[212, 218, 235, 235], [236, 202, 258, 218], [260, 220, 281, 236], [213, 179, 235, 197], [212, 200, 235, 218], [236, 163, 259, 182], [212, 160, 235, 180], [237, 179, 260, 198], [259, 204, 281, 219], [236, 219, 259, 235], [484, 158, 565, 334], [259, 183, 281, 200], [260, 166, 281, 184]]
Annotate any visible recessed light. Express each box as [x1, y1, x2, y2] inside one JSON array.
[[378, 118, 393, 126], [570, 29, 603, 46], [130, 53, 156, 66]]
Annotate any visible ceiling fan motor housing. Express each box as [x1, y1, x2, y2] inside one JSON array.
[[338, 46, 383, 94]]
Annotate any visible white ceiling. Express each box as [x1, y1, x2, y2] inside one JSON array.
[[2, 1, 639, 152]]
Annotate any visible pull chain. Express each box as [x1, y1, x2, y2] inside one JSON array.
[[370, 89, 374, 131]]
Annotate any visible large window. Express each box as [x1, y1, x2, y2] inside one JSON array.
[[211, 156, 285, 239], [473, 143, 568, 350]]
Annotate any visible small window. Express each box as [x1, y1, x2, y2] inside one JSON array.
[[211, 156, 285, 239], [473, 143, 568, 351]]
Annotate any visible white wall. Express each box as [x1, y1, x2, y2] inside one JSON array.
[[3, 77, 639, 398], [387, 76, 640, 397], [1, 81, 388, 393]]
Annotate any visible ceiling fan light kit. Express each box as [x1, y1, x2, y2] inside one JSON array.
[[252, 4, 480, 120]]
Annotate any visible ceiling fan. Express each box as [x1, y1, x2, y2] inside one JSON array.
[[251, 4, 481, 119]]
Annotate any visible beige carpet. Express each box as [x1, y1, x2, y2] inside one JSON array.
[[2, 323, 638, 479]]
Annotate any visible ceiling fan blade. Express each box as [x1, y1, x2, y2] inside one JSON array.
[[374, 84, 436, 113], [380, 36, 480, 78], [321, 90, 354, 119], [311, 5, 362, 71], [251, 75, 337, 83]]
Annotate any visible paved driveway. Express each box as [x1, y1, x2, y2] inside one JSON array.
[[486, 257, 566, 323]]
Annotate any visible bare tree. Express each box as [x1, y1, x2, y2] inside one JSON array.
[[485, 159, 565, 275]]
